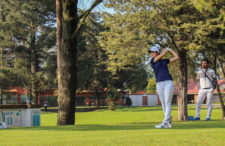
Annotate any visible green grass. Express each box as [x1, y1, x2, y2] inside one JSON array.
[[41, 106, 106, 110], [0, 105, 225, 146]]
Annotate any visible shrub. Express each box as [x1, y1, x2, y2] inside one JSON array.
[[106, 98, 115, 110], [125, 97, 132, 106]]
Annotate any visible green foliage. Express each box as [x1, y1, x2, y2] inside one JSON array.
[[125, 97, 132, 106], [103, 0, 225, 84], [193, 0, 225, 13], [106, 87, 120, 101], [191, 0, 225, 82], [99, 12, 148, 73], [99, 12, 148, 91], [101, 0, 206, 89], [145, 78, 156, 94], [0, 68, 16, 89], [102, 0, 225, 120], [0, 0, 55, 48], [77, 12, 108, 91], [12, 57, 31, 87], [39, 53, 57, 90], [106, 87, 121, 110], [0, 0, 56, 94], [77, 11, 148, 100], [106, 98, 116, 110]]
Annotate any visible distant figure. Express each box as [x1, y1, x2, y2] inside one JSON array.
[[44, 101, 48, 111], [149, 45, 179, 128], [195, 59, 217, 121]]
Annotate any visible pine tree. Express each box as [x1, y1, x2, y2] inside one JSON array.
[[0, 0, 56, 104], [77, 12, 109, 109]]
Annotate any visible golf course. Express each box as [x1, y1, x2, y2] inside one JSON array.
[[0, 106, 224, 146]]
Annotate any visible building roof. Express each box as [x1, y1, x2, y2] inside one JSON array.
[[133, 91, 146, 95], [132, 79, 225, 95], [174, 79, 225, 95], [3, 89, 17, 93], [3, 87, 26, 94]]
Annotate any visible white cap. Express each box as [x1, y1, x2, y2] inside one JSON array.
[[148, 45, 160, 53]]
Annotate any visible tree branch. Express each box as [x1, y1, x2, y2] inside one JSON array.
[[217, 59, 225, 81], [72, 0, 103, 39], [167, 31, 181, 54]]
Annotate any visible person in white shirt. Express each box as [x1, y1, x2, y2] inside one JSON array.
[[195, 59, 216, 121]]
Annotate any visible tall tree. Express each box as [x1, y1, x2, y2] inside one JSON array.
[[103, 0, 218, 121], [56, 0, 103, 125], [77, 12, 109, 109], [191, 0, 225, 119], [0, 68, 16, 104], [39, 51, 57, 92], [0, 0, 56, 104]]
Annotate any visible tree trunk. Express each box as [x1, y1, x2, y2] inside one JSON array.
[[178, 50, 188, 121], [0, 5, 2, 20], [0, 6, 3, 69], [25, 87, 30, 104], [216, 85, 225, 120], [95, 89, 100, 109], [56, 0, 103, 125], [0, 48, 3, 68], [213, 57, 225, 119], [30, 31, 37, 104], [217, 59, 225, 82], [57, 0, 77, 125], [0, 89, 2, 105]]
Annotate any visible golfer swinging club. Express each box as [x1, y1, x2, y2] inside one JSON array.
[[149, 45, 179, 128]]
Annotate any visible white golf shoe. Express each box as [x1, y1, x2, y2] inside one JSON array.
[[155, 122, 170, 128]]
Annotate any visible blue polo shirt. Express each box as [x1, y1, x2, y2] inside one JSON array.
[[150, 58, 173, 83]]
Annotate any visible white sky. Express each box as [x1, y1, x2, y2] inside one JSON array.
[[78, 0, 114, 13]]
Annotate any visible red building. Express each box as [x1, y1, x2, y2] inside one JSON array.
[[1, 79, 224, 106], [0, 88, 123, 107]]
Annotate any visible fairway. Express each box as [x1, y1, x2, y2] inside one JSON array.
[[0, 106, 225, 146]]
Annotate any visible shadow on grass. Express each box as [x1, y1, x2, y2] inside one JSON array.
[[104, 106, 177, 112], [4, 120, 225, 131]]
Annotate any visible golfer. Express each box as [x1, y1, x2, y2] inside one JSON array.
[[149, 45, 179, 128], [195, 59, 216, 121]]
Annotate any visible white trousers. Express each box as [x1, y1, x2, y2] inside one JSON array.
[[156, 80, 174, 123], [196, 88, 214, 118]]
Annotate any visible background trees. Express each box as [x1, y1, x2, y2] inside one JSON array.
[[76, 12, 109, 109], [191, 0, 225, 119], [0, 0, 56, 104], [102, 0, 225, 120], [0, 0, 224, 124]]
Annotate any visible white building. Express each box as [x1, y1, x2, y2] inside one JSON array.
[[125, 93, 159, 106]]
